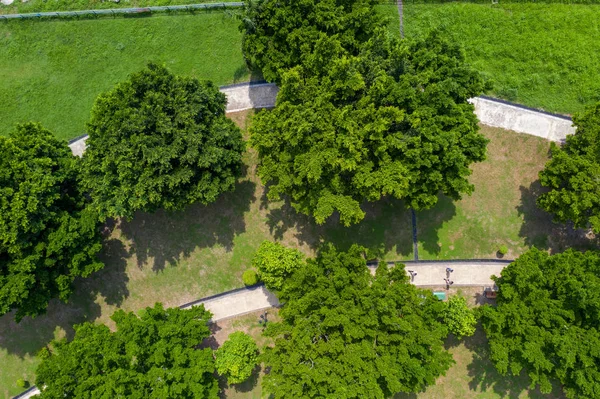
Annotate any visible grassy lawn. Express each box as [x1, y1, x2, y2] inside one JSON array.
[[416, 125, 597, 261], [0, 11, 250, 141], [404, 3, 600, 115]]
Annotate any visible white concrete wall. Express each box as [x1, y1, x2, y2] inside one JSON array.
[[470, 97, 575, 142], [68, 84, 575, 156]]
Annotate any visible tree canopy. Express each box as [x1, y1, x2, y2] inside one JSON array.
[[82, 63, 245, 220], [239, 0, 383, 82], [250, 32, 488, 225], [36, 303, 218, 398], [480, 248, 600, 398], [443, 294, 476, 339], [252, 241, 305, 291], [538, 102, 600, 232], [262, 244, 453, 398], [0, 123, 103, 321]]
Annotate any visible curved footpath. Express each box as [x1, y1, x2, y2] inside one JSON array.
[[14, 260, 510, 399], [67, 82, 575, 157]]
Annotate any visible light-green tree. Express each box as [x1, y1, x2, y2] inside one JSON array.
[[36, 303, 218, 398], [83, 63, 245, 220], [443, 294, 476, 338], [251, 241, 305, 291], [480, 248, 600, 398], [0, 123, 103, 321], [537, 102, 600, 232], [262, 245, 454, 398], [250, 32, 488, 225], [215, 331, 259, 384]]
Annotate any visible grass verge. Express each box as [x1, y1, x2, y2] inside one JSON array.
[[0, 11, 250, 141], [404, 3, 600, 115]]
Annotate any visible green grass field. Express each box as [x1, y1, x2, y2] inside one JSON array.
[[0, 12, 249, 141], [404, 3, 600, 115]]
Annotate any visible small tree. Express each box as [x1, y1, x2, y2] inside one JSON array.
[[242, 269, 259, 286], [215, 331, 259, 385], [0, 123, 103, 321], [83, 63, 245, 220], [443, 295, 476, 339], [251, 241, 305, 291]]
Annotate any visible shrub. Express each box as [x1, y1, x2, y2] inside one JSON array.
[[252, 241, 305, 291], [215, 331, 259, 384], [242, 269, 259, 286], [498, 245, 509, 256], [16, 378, 28, 388]]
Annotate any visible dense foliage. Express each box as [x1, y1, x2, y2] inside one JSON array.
[[251, 32, 488, 225], [0, 123, 103, 321], [83, 63, 244, 220], [538, 102, 600, 232], [215, 331, 259, 384], [480, 248, 600, 398], [262, 245, 453, 398], [443, 294, 476, 338], [239, 0, 383, 82], [252, 241, 305, 290], [36, 303, 218, 398]]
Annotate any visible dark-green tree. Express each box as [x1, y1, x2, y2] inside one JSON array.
[[83, 63, 245, 220], [239, 0, 383, 82], [262, 244, 453, 398], [36, 303, 218, 398], [250, 32, 489, 225], [538, 102, 600, 232], [480, 248, 600, 398], [0, 123, 103, 321]]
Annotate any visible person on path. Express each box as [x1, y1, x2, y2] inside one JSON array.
[[408, 270, 417, 281]]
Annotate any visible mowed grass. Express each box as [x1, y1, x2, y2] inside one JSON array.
[[0, 110, 413, 398], [404, 3, 600, 115], [0, 12, 250, 141], [417, 125, 597, 260]]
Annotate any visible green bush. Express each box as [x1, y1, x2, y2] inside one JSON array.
[[242, 269, 259, 286], [252, 241, 305, 291], [215, 331, 259, 384], [498, 245, 509, 256], [16, 378, 28, 388]]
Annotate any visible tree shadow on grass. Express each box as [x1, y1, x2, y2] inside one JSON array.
[[517, 180, 598, 253], [218, 365, 262, 398], [414, 194, 458, 258], [0, 237, 129, 359], [262, 193, 414, 260], [463, 327, 565, 399], [119, 180, 256, 272]]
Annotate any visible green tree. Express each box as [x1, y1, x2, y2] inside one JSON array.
[[0, 123, 103, 321], [36, 303, 218, 398], [83, 63, 245, 220], [252, 241, 305, 291], [538, 102, 600, 232], [443, 294, 476, 338], [240, 0, 383, 82], [480, 248, 600, 398], [215, 331, 259, 384], [250, 32, 488, 225], [262, 244, 453, 398]]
